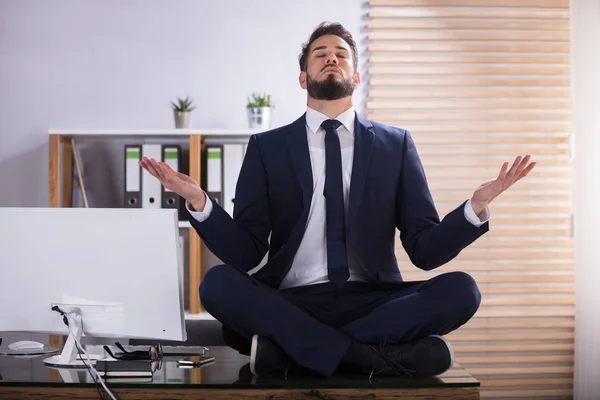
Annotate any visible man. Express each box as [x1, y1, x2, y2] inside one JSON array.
[[140, 22, 535, 378]]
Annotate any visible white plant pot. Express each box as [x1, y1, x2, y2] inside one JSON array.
[[247, 107, 272, 130], [174, 111, 191, 129]]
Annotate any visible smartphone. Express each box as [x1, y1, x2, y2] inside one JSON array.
[[176, 355, 215, 368]]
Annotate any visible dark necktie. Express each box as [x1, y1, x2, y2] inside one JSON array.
[[321, 119, 350, 287]]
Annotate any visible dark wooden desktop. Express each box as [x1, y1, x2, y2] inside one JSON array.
[[0, 346, 479, 399]]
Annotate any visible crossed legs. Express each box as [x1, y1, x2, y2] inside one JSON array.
[[199, 264, 481, 376]]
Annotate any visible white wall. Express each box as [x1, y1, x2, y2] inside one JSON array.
[[572, 0, 600, 398], [0, 0, 367, 207], [0, 0, 366, 344]]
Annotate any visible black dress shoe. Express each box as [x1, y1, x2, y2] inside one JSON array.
[[369, 335, 455, 377], [249, 335, 290, 376]]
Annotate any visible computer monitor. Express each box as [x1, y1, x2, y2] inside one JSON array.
[[0, 207, 187, 367]]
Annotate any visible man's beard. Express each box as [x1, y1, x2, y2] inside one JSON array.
[[306, 73, 354, 100]]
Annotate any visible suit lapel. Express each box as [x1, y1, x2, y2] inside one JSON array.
[[284, 111, 374, 227], [286, 113, 313, 211], [348, 113, 374, 236]]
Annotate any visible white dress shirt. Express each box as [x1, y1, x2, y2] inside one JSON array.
[[187, 107, 490, 289]]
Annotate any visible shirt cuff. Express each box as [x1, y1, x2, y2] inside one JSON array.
[[464, 198, 490, 227], [186, 192, 212, 223]]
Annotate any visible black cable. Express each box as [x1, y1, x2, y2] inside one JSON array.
[[52, 305, 106, 400]]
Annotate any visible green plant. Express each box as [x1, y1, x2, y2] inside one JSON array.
[[246, 92, 272, 108], [170, 96, 196, 112]]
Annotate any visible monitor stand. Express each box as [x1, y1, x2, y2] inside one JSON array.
[[43, 312, 105, 368], [55, 368, 84, 383]]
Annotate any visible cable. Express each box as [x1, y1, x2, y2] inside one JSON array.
[[53, 306, 116, 400], [65, 311, 116, 400], [73, 328, 106, 400], [51, 305, 106, 398], [53, 306, 105, 399], [72, 320, 106, 400]]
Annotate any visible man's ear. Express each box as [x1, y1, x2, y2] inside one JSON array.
[[299, 71, 307, 89], [353, 71, 361, 89]]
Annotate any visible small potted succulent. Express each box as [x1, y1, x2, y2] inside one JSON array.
[[170, 96, 196, 129], [246, 92, 273, 129]]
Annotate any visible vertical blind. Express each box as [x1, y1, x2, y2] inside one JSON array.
[[366, 0, 573, 398]]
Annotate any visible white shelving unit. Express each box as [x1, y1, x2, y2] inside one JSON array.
[[48, 128, 260, 137], [48, 128, 259, 319]]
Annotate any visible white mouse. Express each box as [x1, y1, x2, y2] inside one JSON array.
[[8, 340, 45, 351]]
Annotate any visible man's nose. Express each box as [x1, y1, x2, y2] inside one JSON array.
[[325, 54, 338, 64]]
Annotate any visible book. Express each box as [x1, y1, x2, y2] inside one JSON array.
[[124, 345, 209, 356], [95, 360, 156, 377]]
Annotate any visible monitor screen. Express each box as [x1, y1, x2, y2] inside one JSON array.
[[0, 207, 187, 345]]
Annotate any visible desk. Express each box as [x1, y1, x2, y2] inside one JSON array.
[[0, 346, 479, 399]]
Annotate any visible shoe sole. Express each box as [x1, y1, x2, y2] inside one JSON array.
[[249, 334, 259, 376]]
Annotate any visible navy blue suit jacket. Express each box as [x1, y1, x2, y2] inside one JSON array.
[[189, 112, 489, 288]]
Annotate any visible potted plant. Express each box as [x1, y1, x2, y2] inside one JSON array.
[[170, 96, 196, 129], [246, 92, 273, 129]]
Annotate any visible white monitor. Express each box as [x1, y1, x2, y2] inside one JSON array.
[[0, 207, 187, 367]]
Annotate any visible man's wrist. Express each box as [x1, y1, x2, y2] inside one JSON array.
[[470, 198, 487, 216], [189, 192, 206, 212]]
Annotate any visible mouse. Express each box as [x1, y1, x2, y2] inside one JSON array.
[[8, 340, 45, 351]]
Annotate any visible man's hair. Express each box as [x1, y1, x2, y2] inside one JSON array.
[[298, 22, 358, 73]]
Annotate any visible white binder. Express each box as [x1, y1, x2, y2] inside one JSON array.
[[142, 144, 162, 209]]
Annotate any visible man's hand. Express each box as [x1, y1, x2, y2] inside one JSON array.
[[470, 155, 536, 215], [139, 157, 206, 211]]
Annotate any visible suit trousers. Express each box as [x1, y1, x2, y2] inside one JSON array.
[[199, 264, 481, 376]]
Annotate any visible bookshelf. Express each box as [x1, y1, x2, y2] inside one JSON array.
[[48, 128, 257, 344]]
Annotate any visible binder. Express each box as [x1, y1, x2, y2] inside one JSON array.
[[205, 145, 223, 206], [223, 144, 244, 216], [176, 147, 191, 221], [124, 145, 142, 208], [141, 144, 162, 209], [161, 145, 180, 209]]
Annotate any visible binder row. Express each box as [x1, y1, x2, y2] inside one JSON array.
[[123, 143, 247, 217]]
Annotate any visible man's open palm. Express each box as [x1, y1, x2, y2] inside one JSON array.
[[471, 155, 536, 212], [139, 157, 203, 204]]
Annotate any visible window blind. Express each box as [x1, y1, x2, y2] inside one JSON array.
[[367, 0, 573, 398]]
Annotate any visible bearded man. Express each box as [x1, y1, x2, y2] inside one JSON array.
[[140, 22, 536, 379]]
